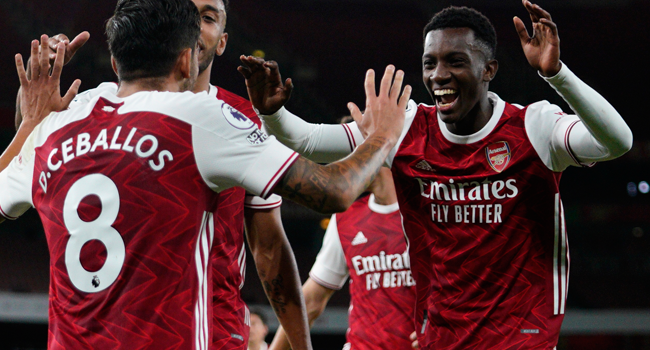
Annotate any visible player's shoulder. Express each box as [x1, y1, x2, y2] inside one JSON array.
[[122, 90, 256, 133], [213, 85, 259, 126]]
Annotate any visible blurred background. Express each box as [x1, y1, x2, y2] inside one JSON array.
[[1, 0, 649, 349]]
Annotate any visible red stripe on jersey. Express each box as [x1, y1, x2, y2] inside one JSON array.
[[309, 272, 344, 291], [342, 123, 356, 151], [260, 152, 299, 198], [0, 204, 17, 220]]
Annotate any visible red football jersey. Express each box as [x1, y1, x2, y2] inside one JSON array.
[[310, 194, 416, 350], [392, 100, 568, 349], [208, 85, 271, 350], [0, 85, 297, 349]]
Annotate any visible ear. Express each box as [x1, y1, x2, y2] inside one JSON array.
[[215, 32, 228, 56], [483, 59, 498, 82], [176, 47, 193, 79], [111, 56, 119, 76]]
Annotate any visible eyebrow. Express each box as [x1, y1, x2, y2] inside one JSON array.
[[201, 5, 222, 13]]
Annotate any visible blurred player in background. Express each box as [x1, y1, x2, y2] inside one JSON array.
[[238, 1, 633, 349], [0, 0, 411, 348], [271, 165, 416, 350], [248, 308, 270, 350]]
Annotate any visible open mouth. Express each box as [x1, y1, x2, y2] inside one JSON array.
[[434, 88, 458, 111]]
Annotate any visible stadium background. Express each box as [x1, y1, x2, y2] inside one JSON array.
[[0, 0, 649, 349]]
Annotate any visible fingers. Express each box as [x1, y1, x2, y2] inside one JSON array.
[[68, 31, 90, 53], [62, 79, 82, 109], [364, 69, 377, 102], [409, 331, 419, 349], [539, 18, 559, 38], [39, 34, 50, 76], [30, 39, 40, 80], [379, 65, 395, 98], [347, 102, 364, 125], [513, 16, 530, 44], [15, 54, 29, 87], [389, 69, 405, 101], [50, 42, 66, 79], [398, 85, 412, 110], [284, 78, 294, 99]]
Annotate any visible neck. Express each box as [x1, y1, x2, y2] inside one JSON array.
[[116, 76, 183, 98], [248, 341, 262, 350], [447, 92, 493, 136], [193, 62, 213, 93]]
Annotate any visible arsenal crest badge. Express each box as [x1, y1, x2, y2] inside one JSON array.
[[485, 141, 511, 173]]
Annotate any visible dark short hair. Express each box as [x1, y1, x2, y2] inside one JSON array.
[[249, 307, 268, 326], [106, 0, 201, 81], [222, 0, 230, 11], [423, 6, 497, 60]]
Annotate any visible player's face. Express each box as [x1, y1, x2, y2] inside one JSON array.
[[248, 314, 268, 344], [422, 28, 494, 126], [193, 0, 228, 74]]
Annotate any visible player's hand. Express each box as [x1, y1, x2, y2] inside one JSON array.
[[16, 34, 81, 129], [410, 331, 419, 348], [47, 32, 90, 66], [347, 65, 411, 143], [513, 0, 561, 77], [238, 55, 293, 115]]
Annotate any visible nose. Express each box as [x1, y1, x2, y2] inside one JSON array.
[[430, 64, 451, 85]]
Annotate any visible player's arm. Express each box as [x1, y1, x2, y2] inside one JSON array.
[[244, 206, 312, 350], [270, 279, 336, 350], [15, 32, 89, 129], [514, 1, 632, 165], [0, 35, 79, 224]]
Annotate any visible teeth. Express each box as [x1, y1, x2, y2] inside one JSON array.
[[438, 101, 454, 107], [434, 89, 457, 96]]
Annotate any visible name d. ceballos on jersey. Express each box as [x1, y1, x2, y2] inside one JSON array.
[[46, 124, 173, 175], [350, 251, 415, 291], [416, 176, 520, 224]]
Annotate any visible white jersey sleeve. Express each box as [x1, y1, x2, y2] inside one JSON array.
[[244, 193, 283, 210], [0, 125, 38, 219], [183, 101, 299, 199], [525, 63, 633, 172], [309, 214, 349, 290], [259, 99, 418, 167]]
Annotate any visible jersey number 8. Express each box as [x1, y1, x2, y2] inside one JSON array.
[[63, 174, 125, 293]]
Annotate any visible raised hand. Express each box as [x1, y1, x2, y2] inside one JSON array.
[[46, 32, 90, 66], [16, 34, 81, 128], [347, 65, 411, 142], [238, 55, 293, 115], [513, 0, 561, 77]]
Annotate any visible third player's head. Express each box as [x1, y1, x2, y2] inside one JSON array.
[[106, 0, 201, 90], [193, 0, 229, 75], [422, 7, 499, 130]]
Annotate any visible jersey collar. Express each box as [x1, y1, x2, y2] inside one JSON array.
[[368, 194, 399, 214], [437, 91, 506, 145], [208, 84, 219, 98]]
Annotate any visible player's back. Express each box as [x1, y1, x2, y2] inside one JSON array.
[[29, 88, 240, 349]]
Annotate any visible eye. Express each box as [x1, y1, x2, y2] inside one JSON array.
[[449, 58, 466, 67], [202, 15, 216, 23], [423, 60, 436, 69]]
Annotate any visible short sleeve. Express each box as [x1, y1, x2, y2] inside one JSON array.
[[309, 214, 349, 290], [245, 193, 283, 210], [525, 101, 591, 172], [0, 133, 37, 220], [192, 102, 299, 199]]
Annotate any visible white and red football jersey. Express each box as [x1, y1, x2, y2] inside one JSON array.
[[392, 94, 573, 350], [258, 64, 630, 350], [207, 85, 283, 350], [310, 194, 416, 350], [0, 85, 297, 350]]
